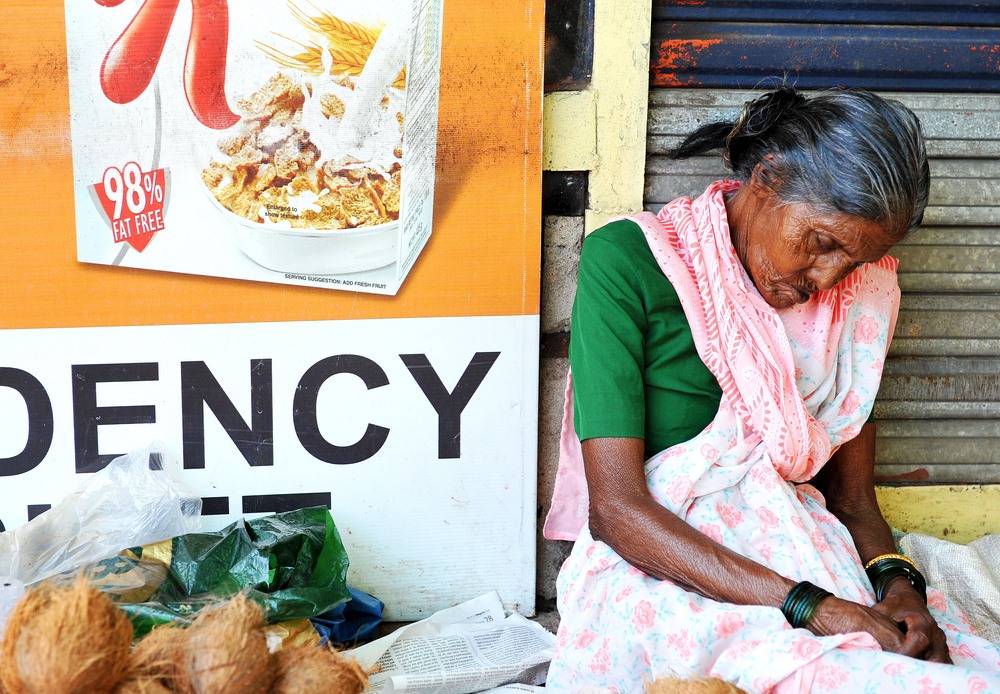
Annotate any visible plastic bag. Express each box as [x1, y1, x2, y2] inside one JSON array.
[[311, 585, 384, 645], [68, 506, 351, 638], [0, 444, 201, 586], [0, 578, 25, 636]]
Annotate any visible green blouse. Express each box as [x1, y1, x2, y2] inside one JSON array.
[[570, 219, 722, 457]]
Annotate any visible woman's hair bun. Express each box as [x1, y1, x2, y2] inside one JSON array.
[[724, 87, 806, 168], [668, 85, 929, 238], [668, 86, 805, 169]]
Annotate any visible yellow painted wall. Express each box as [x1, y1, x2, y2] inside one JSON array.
[[542, 0, 650, 234], [877, 485, 1000, 544]]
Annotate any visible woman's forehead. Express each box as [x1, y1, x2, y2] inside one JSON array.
[[784, 203, 900, 256]]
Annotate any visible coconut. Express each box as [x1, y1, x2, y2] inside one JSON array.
[[646, 676, 747, 694], [0, 575, 133, 694], [183, 593, 274, 694], [271, 646, 369, 694], [111, 677, 174, 694], [122, 624, 191, 693]]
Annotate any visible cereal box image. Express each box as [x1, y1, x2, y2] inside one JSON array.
[[65, 0, 443, 295]]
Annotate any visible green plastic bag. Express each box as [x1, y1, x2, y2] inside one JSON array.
[[68, 506, 350, 637]]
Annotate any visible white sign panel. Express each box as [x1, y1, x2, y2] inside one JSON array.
[[0, 314, 538, 619]]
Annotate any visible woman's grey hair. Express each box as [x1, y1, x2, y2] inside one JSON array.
[[670, 86, 930, 239]]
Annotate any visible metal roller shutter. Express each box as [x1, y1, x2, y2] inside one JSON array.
[[649, 1, 1000, 93]]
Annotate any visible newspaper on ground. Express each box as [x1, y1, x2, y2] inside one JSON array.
[[347, 591, 556, 693]]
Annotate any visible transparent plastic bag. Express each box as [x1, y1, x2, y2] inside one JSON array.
[[0, 577, 25, 636], [0, 443, 201, 586]]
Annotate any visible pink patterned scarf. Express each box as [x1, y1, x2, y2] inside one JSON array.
[[544, 180, 899, 541]]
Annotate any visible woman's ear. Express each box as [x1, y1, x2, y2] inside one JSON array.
[[744, 166, 780, 208], [750, 153, 781, 188]]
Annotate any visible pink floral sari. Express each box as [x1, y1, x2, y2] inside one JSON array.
[[545, 182, 1000, 693]]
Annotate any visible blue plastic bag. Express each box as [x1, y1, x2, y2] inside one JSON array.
[[311, 585, 384, 645]]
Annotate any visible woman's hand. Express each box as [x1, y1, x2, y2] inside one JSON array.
[[871, 578, 951, 663], [812, 423, 950, 663], [808, 589, 951, 663], [808, 596, 909, 655]]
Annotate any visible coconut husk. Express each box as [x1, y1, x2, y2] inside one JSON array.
[[122, 624, 191, 693], [112, 677, 174, 694], [0, 575, 133, 694], [183, 593, 274, 694], [271, 645, 369, 694], [646, 676, 747, 694]]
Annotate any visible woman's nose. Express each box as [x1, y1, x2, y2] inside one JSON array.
[[810, 259, 852, 291]]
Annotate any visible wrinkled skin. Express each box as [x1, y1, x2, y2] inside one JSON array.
[[725, 178, 902, 309]]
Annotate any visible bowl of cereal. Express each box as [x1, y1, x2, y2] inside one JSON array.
[[201, 72, 403, 275], [204, 194, 398, 275]]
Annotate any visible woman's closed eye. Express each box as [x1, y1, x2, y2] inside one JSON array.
[[817, 236, 864, 274], [817, 235, 838, 252]]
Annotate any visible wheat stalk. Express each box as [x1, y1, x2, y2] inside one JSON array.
[[255, 35, 325, 74], [289, 0, 382, 50], [257, 2, 407, 88]]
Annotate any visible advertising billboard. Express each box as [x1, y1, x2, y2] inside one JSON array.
[[0, 0, 542, 619]]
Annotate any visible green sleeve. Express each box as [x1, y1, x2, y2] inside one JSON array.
[[569, 222, 648, 442]]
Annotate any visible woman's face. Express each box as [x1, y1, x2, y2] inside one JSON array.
[[727, 187, 901, 309]]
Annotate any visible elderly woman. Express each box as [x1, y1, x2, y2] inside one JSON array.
[[543, 87, 1000, 692]]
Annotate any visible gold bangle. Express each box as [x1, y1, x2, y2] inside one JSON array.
[[864, 553, 917, 571]]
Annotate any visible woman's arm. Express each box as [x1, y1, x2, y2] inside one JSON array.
[[810, 423, 951, 663], [583, 436, 915, 654], [584, 437, 794, 605]]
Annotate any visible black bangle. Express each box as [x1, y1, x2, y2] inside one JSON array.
[[866, 558, 927, 602], [781, 581, 833, 629]]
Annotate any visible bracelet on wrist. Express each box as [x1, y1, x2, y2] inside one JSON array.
[[865, 556, 927, 602], [781, 581, 833, 629], [864, 552, 917, 571]]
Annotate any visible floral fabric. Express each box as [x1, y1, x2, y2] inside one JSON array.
[[546, 182, 1000, 693]]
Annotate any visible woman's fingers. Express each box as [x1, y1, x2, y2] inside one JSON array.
[[897, 620, 932, 658], [904, 614, 952, 664], [902, 619, 951, 663], [808, 597, 907, 654], [809, 596, 952, 663], [871, 589, 952, 664]]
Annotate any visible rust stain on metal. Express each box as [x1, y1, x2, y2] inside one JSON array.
[[651, 38, 721, 87], [969, 44, 1000, 69]]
